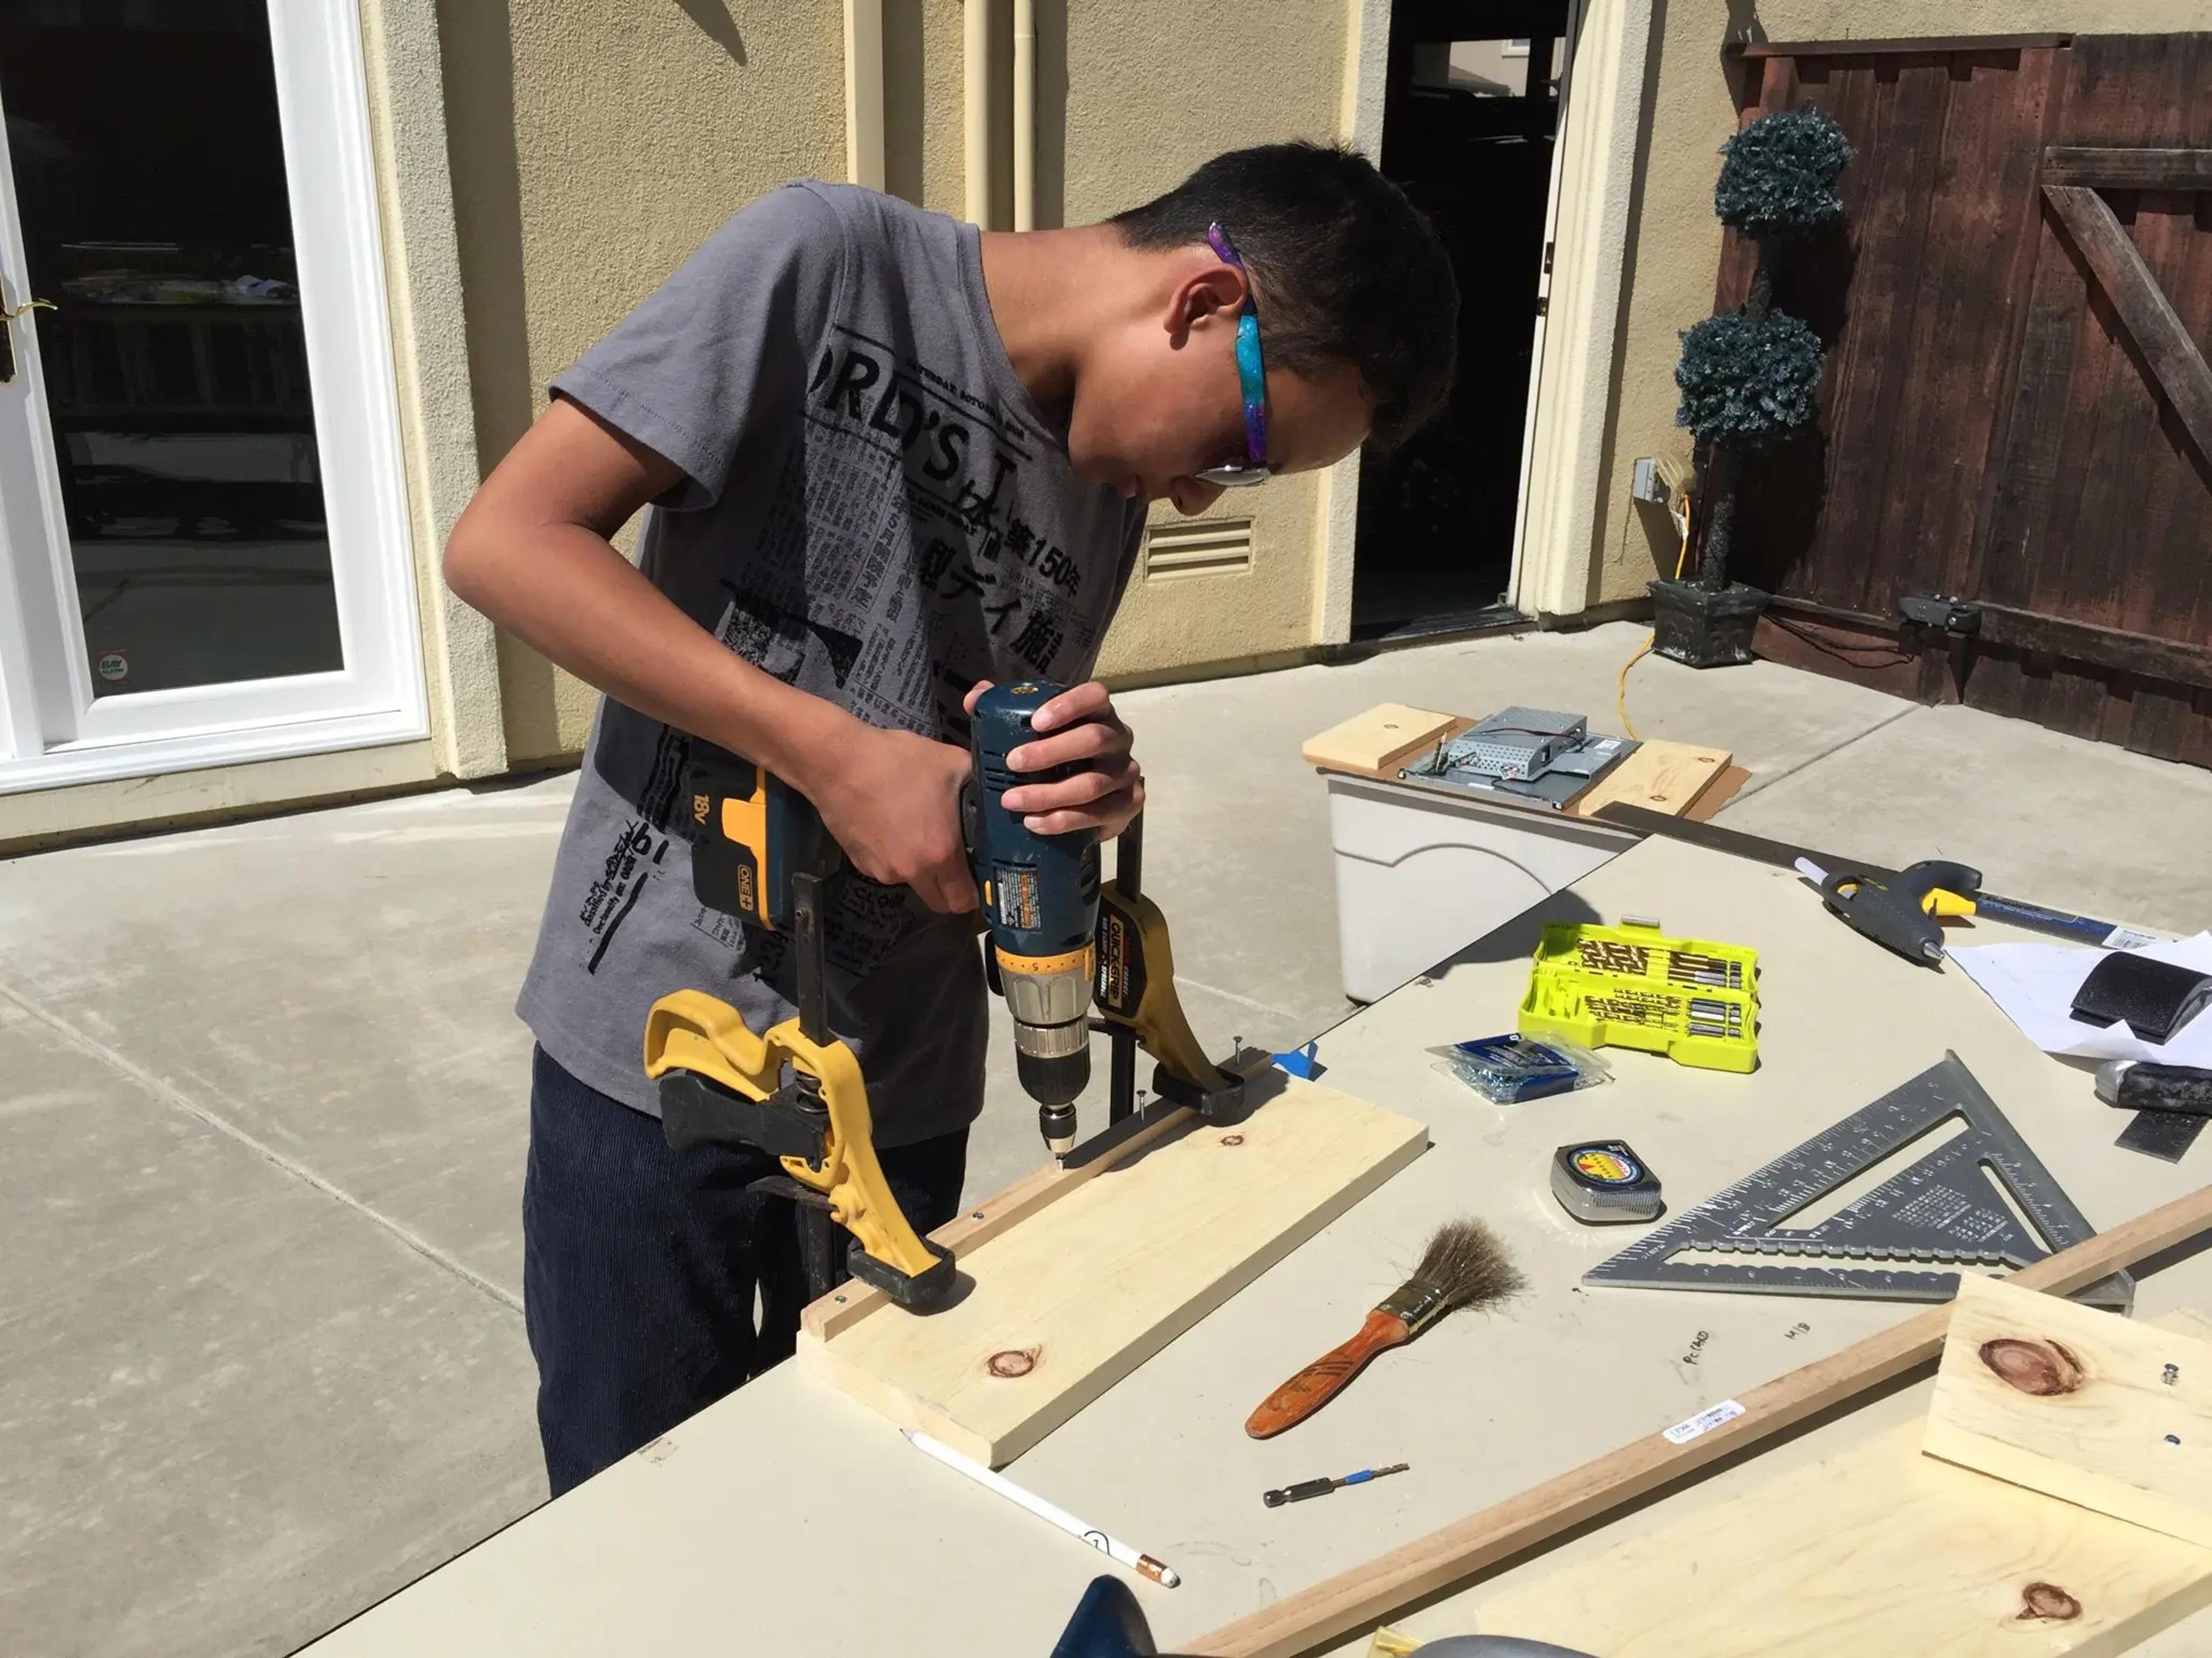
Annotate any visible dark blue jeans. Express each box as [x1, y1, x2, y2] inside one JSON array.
[[522, 1046, 968, 1496]]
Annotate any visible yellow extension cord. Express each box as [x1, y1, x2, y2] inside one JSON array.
[[1615, 496, 1694, 741]]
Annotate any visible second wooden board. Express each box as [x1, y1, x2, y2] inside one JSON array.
[[1477, 1418, 2212, 1656], [1300, 704, 1462, 776], [1566, 738, 1734, 819], [797, 1076, 1427, 1467], [1925, 1274, 2212, 1547]]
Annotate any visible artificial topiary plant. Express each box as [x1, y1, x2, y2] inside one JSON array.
[[1673, 103, 1852, 600], [1714, 101, 1854, 248]]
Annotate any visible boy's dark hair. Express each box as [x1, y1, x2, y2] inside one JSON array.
[[1111, 142, 1457, 452]]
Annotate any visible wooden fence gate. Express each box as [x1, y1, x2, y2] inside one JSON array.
[[1718, 33, 2212, 767]]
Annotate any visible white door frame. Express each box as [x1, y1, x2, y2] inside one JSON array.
[[1313, 0, 1657, 640], [0, 0, 426, 795], [1503, 0, 1590, 606], [1509, 0, 1657, 618]]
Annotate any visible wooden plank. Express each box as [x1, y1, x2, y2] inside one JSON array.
[[1970, 185, 2091, 624], [1682, 762, 1748, 822], [2044, 146, 2212, 189], [1956, 44, 2070, 603], [1185, 1179, 2212, 1658], [1925, 1274, 2212, 1547], [1871, 54, 2003, 618], [801, 1098, 1196, 1343], [1736, 35, 2071, 59], [797, 1076, 1426, 1467], [2077, 38, 2212, 761], [1478, 1421, 2212, 1657], [1839, 60, 1958, 618], [1565, 739, 1733, 819], [1976, 601, 2212, 692], [1753, 607, 1931, 704], [1476, 1307, 2212, 1658], [2043, 183, 2212, 464], [1300, 704, 1462, 776]]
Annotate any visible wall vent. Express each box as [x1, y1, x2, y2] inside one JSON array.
[[1143, 518, 1253, 582]]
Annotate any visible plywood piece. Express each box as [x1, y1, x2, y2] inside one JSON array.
[[1474, 1312, 2212, 1657], [802, 1100, 1195, 1342], [796, 1077, 1426, 1467], [1566, 738, 1734, 820], [1301, 704, 1463, 776], [1925, 1275, 2212, 1547], [1478, 1416, 2212, 1656], [1191, 1181, 2212, 1658], [1683, 762, 1750, 822]]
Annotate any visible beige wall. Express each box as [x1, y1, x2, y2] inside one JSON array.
[[438, 0, 849, 764], [361, 0, 505, 781], [1585, 0, 2212, 611], [1065, 0, 1348, 678], [438, 0, 1351, 755]]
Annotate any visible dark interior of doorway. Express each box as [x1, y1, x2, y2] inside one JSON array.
[[1352, 1, 1570, 643]]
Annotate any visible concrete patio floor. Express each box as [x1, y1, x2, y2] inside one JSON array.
[[6, 622, 2211, 1656]]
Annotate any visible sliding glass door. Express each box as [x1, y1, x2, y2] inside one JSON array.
[[0, 0, 423, 792]]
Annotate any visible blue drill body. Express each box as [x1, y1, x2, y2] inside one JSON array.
[[967, 681, 1103, 1143], [967, 682, 1100, 961]]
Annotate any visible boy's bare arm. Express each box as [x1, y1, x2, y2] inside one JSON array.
[[445, 398, 980, 913]]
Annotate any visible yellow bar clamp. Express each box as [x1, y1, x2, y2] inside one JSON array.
[[643, 988, 943, 1284]]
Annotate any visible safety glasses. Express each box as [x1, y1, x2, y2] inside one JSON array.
[[1194, 222, 1271, 488]]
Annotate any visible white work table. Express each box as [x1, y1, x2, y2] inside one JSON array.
[[300, 836, 2212, 1656]]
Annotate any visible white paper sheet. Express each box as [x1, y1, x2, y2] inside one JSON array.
[[1950, 931, 2212, 1065]]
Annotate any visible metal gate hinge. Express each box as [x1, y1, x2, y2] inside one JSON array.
[[1897, 593, 1982, 635]]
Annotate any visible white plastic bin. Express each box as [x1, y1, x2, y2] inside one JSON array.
[[1325, 772, 1635, 1002]]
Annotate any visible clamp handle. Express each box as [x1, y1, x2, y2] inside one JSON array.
[[1819, 868, 1946, 966]]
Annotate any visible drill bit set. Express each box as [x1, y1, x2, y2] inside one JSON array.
[[1518, 918, 1760, 1072]]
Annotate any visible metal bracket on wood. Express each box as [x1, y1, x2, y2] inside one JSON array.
[[1897, 594, 1982, 635]]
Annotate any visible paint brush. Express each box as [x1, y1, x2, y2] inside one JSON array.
[[1245, 1218, 1524, 1439]]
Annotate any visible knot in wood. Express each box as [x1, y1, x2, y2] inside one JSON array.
[[1220, 1133, 1245, 1147], [986, 1346, 1041, 1379], [1979, 1336, 2086, 1397], [2017, 1582, 2082, 1622]]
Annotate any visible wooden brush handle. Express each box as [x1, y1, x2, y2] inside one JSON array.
[[1245, 1309, 1411, 1439]]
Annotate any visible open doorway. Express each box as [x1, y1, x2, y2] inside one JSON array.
[[1351, 3, 1570, 643]]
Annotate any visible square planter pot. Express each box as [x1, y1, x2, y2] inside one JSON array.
[[1649, 579, 1770, 668]]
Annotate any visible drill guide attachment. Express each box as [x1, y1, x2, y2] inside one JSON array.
[[1093, 879, 1245, 1116]]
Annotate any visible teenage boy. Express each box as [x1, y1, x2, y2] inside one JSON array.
[[445, 140, 1457, 1493]]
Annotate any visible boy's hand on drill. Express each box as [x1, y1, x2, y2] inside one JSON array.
[[967, 680, 1145, 839], [810, 720, 979, 916]]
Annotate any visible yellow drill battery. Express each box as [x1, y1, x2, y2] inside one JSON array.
[[1551, 1140, 1663, 1224]]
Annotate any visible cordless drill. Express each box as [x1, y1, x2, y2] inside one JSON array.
[[656, 690, 1243, 1312], [964, 681, 1103, 1156], [681, 682, 1106, 1156]]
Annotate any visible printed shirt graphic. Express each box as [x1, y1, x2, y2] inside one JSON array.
[[517, 183, 1146, 1145]]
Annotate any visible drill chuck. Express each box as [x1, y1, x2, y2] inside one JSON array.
[[1014, 1012, 1089, 1092], [1036, 1099, 1078, 1157], [1003, 950, 1094, 1117]]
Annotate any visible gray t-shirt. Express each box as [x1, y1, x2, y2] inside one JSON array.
[[517, 182, 1146, 1144]]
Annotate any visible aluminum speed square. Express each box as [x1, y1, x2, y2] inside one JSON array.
[[1585, 1052, 2134, 1310]]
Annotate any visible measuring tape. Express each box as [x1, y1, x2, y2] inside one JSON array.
[[1552, 1140, 1664, 1224]]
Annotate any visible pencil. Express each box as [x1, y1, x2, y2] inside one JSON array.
[[904, 1429, 1181, 1587]]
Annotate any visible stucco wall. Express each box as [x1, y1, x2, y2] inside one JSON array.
[[360, 0, 505, 780], [894, 0, 1349, 680], [440, 0, 1348, 750], [1064, 0, 1349, 678], [439, 0, 848, 762], [1588, 1, 2212, 609]]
